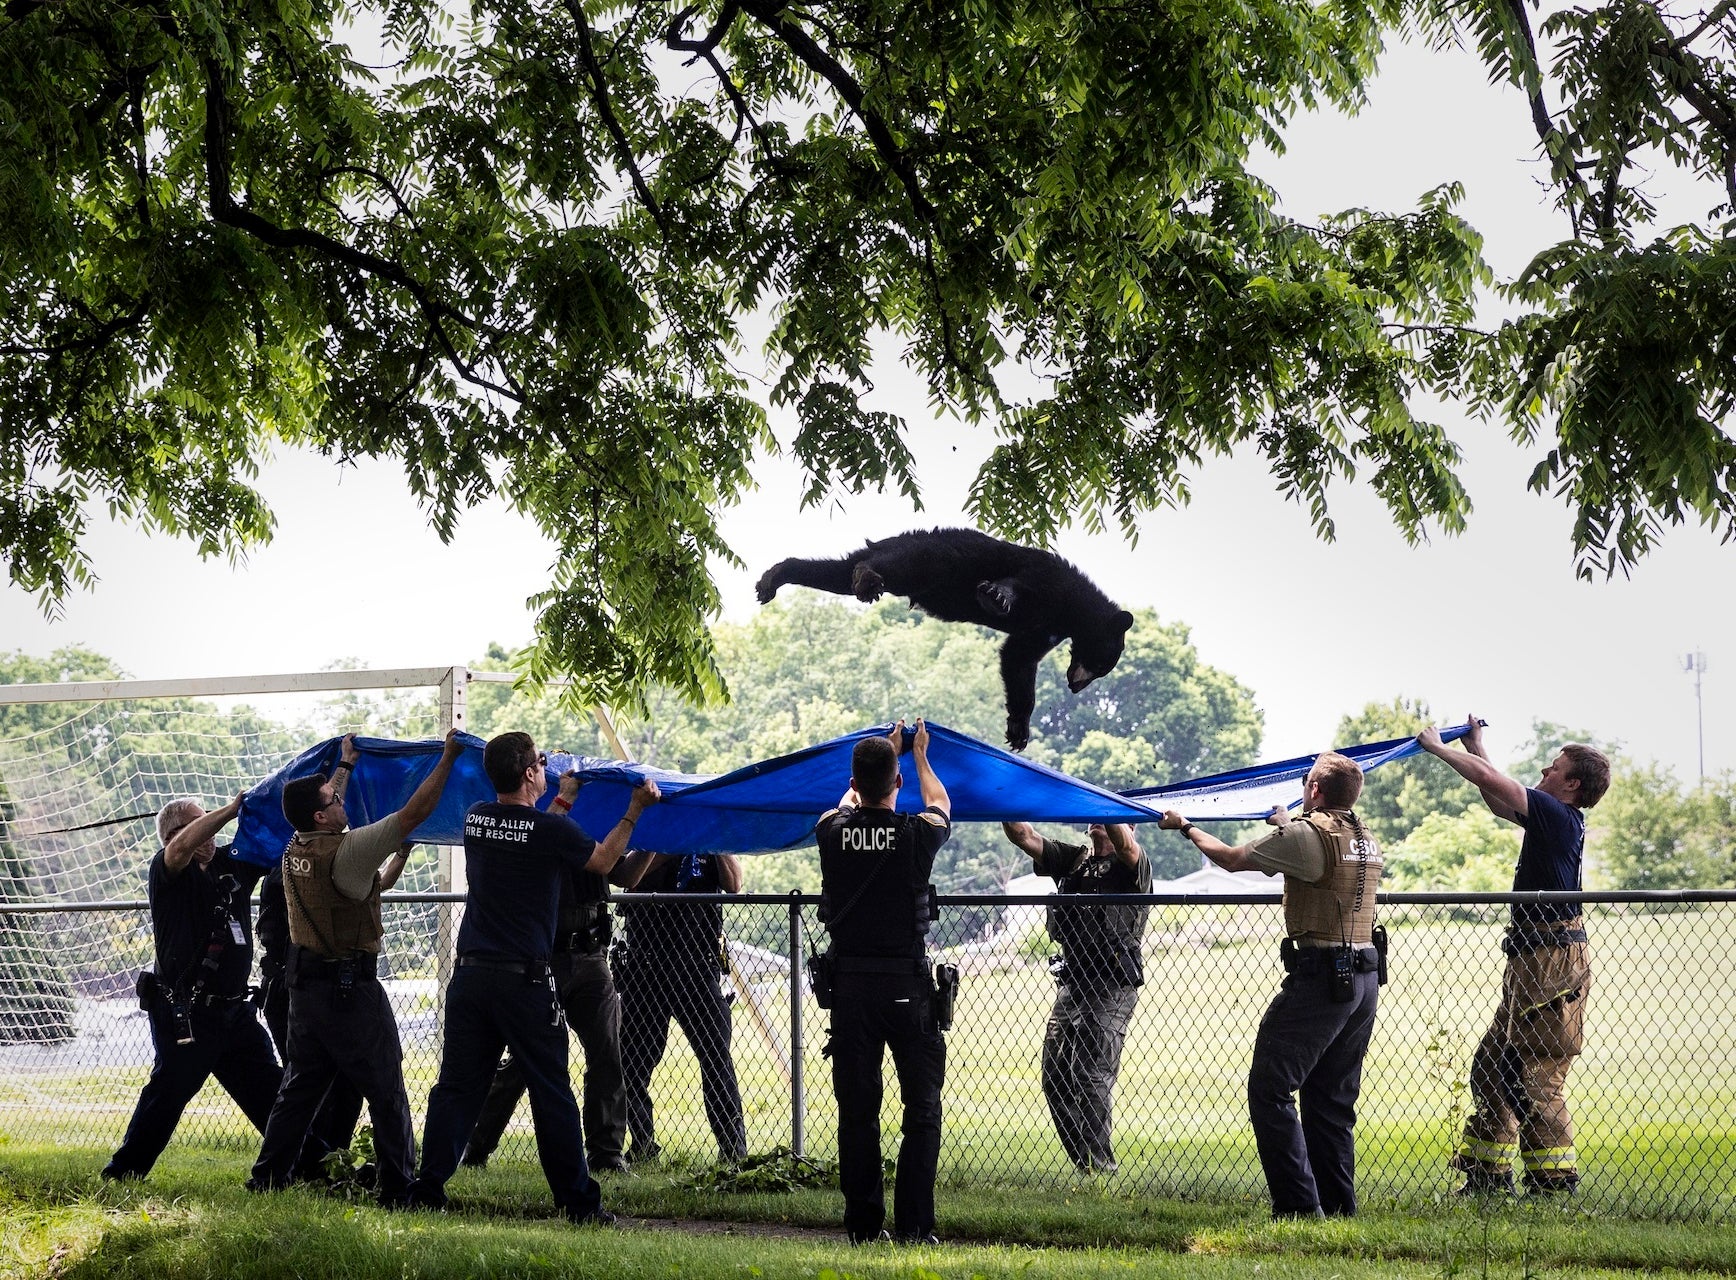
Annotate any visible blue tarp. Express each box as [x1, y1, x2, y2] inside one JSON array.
[[1125, 725, 1473, 823], [236, 733, 496, 870], [230, 720, 1474, 867], [235, 722, 1151, 866]]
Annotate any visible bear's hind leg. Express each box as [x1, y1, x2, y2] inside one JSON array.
[[975, 578, 1020, 618]]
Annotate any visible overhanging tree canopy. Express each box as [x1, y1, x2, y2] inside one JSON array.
[[3, 0, 1732, 711]]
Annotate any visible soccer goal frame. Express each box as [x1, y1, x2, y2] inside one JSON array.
[[0, 664, 627, 990]]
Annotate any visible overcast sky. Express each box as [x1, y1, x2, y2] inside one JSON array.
[[1, 36, 1728, 783]]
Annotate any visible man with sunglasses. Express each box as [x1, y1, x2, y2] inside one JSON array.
[[247, 730, 463, 1206], [999, 819, 1149, 1175], [1161, 751, 1382, 1219], [254, 845, 367, 1184], [103, 791, 281, 1181], [410, 731, 660, 1225]]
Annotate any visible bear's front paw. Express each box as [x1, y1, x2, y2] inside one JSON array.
[[1005, 719, 1031, 752], [755, 566, 785, 604], [851, 562, 885, 603], [975, 580, 1015, 616]]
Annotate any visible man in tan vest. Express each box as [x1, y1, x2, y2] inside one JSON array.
[[247, 730, 463, 1206], [1161, 750, 1384, 1218]]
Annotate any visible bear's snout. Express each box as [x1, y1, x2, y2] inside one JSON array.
[[1066, 665, 1099, 693]]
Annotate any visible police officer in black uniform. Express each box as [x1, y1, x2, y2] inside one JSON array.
[[248, 731, 463, 1204], [1162, 751, 1384, 1218], [460, 826, 655, 1171], [816, 718, 951, 1244], [408, 731, 659, 1224], [616, 851, 748, 1165], [1000, 820, 1150, 1173], [103, 793, 282, 1180]]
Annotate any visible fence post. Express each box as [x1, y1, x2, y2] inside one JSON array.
[[434, 666, 468, 1035], [788, 890, 805, 1157]]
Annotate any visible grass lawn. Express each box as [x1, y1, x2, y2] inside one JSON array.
[[12, 905, 1734, 1218], [7, 896, 1736, 1280], [4, 1143, 1735, 1280]]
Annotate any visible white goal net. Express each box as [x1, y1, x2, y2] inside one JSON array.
[[0, 671, 453, 1101]]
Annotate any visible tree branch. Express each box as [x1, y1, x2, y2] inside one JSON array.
[[127, 65, 151, 232], [1503, 0, 1556, 141], [1300, 212, 1438, 241], [1647, 34, 1736, 209], [1675, 0, 1736, 50], [665, 0, 739, 57], [561, 0, 671, 239], [727, 1, 987, 396], [376, 341, 437, 420], [1650, 40, 1736, 148], [1380, 322, 1493, 338], [199, 56, 524, 402], [1500, 0, 1592, 224], [1598, 152, 1624, 231], [319, 163, 426, 234], [736, 0, 935, 223], [1, 297, 150, 358], [671, 11, 785, 175], [918, 231, 991, 402]]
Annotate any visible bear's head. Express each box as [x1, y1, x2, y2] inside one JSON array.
[[1065, 609, 1134, 692]]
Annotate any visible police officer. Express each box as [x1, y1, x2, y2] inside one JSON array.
[[616, 852, 748, 1165], [816, 718, 951, 1245], [1419, 718, 1609, 1196], [254, 735, 399, 1181], [248, 730, 463, 1205], [1000, 820, 1149, 1173], [102, 793, 281, 1181], [409, 732, 659, 1224], [257, 844, 366, 1181], [1162, 750, 1383, 1218], [460, 830, 657, 1172]]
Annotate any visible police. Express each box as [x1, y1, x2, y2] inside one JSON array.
[[248, 730, 462, 1205], [461, 825, 656, 1172], [815, 718, 952, 1245], [409, 732, 659, 1224], [1000, 820, 1150, 1173], [257, 836, 365, 1181], [1163, 750, 1384, 1217], [1419, 718, 1609, 1196], [103, 793, 281, 1181], [255, 735, 408, 1182], [616, 851, 748, 1165]]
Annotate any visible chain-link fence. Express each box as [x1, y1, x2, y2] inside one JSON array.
[[4, 890, 1734, 1219]]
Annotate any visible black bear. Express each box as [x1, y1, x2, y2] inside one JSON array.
[[755, 527, 1134, 751]]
